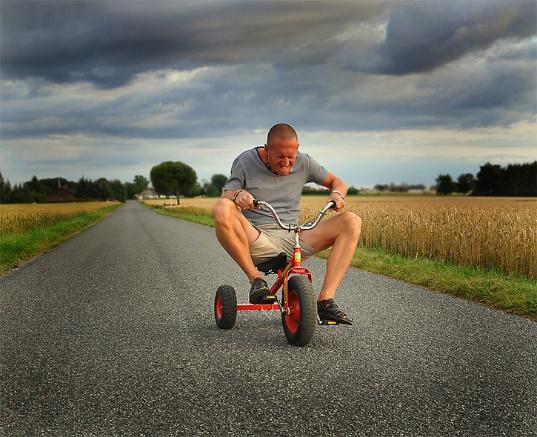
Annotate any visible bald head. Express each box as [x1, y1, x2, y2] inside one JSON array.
[[267, 123, 298, 146], [263, 123, 299, 176]]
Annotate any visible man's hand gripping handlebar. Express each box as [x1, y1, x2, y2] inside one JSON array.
[[252, 199, 336, 232]]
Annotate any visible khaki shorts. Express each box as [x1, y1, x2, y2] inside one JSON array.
[[249, 224, 317, 266]]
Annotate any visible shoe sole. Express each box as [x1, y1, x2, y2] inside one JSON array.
[[318, 312, 353, 325]]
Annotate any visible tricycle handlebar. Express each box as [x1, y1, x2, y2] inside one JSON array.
[[253, 199, 336, 232]]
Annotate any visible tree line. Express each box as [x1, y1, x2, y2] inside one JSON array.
[[0, 163, 228, 204], [373, 183, 427, 193], [2, 159, 535, 203], [435, 161, 536, 196], [0, 173, 151, 203]]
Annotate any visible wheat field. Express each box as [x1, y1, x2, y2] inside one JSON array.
[[0, 202, 120, 235], [304, 196, 537, 279], [147, 196, 537, 279]]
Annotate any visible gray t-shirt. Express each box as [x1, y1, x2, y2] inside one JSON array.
[[224, 147, 328, 225]]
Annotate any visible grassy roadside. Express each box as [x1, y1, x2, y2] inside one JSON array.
[[151, 205, 537, 319], [328, 248, 536, 318], [0, 204, 122, 276]]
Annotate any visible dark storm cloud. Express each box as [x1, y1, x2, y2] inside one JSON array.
[[0, 0, 389, 87], [376, 0, 537, 74], [2, 52, 534, 142], [2, 0, 536, 88], [0, 0, 535, 142]]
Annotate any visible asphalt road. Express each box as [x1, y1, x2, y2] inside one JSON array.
[[1, 201, 536, 436]]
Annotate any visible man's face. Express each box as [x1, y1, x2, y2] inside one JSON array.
[[265, 136, 298, 176]]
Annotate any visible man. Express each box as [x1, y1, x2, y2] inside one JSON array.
[[212, 123, 361, 324]]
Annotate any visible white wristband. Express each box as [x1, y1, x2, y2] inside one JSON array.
[[332, 190, 345, 200]]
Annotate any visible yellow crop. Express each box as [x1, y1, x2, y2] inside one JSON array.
[[0, 202, 119, 235]]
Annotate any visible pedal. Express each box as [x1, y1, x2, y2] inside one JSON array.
[[259, 295, 277, 304]]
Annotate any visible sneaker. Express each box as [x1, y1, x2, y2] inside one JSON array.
[[249, 278, 271, 304], [317, 299, 353, 325]]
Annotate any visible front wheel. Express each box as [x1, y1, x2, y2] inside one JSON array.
[[214, 285, 237, 329], [282, 275, 316, 346]]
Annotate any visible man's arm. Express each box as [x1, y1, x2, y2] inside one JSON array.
[[222, 189, 255, 209], [320, 172, 348, 211]]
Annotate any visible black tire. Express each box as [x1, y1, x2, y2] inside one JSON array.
[[281, 275, 317, 346], [214, 285, 237, 329]]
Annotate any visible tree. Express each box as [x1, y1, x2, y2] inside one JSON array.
[[76, 177, 99, 199], [95, 178, 112, 200], [150, 161, 197, 203], [203, 182, 220, 197], [201, 174, 229, 197], [0, 172, 10, 203], [475, 163, 502, 195], [110, 179, 127, 202], [27, 175, 42, 192], [189, 182, 204, 197], [456, 173, 476, 194], [124, 182, 135, 199], [125, 175, 150, 198], [435, 174, 456, 195], [473, 161, 536, 196], [10, 183, 32, 203], [133, 175, 149, 192], [210, 174, 228, 194], [501, 162, 537, 196], [24, 175, 43, 202], [39, 177, 72, 193]]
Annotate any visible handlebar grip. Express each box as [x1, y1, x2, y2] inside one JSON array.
[[329, 200, 337, 209]]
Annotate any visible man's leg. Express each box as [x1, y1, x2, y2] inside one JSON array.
[[212, 198, 262, 283], [300, 211, 362, 300]]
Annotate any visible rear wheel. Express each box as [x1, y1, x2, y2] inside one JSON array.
[[214, 285, 237, 329], [282, 276, 316, 346]]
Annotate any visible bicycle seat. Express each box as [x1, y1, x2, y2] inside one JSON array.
[[256, 252, 288, 275]]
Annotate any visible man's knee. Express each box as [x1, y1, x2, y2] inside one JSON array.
[[341, 211, 362, 237], [212, 198, 237, 226]]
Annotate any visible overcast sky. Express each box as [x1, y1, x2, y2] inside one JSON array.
[[1, 0, 536, 187]]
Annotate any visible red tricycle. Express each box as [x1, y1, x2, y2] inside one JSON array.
[[214, 199, 339, 346]]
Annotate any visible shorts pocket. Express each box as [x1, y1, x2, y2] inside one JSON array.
[[249, 231, 280, 265]]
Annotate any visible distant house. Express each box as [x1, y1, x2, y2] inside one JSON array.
[[408, 188, 436, 194], [140, 189, 158, 199], [42, 186, 76, 202]]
